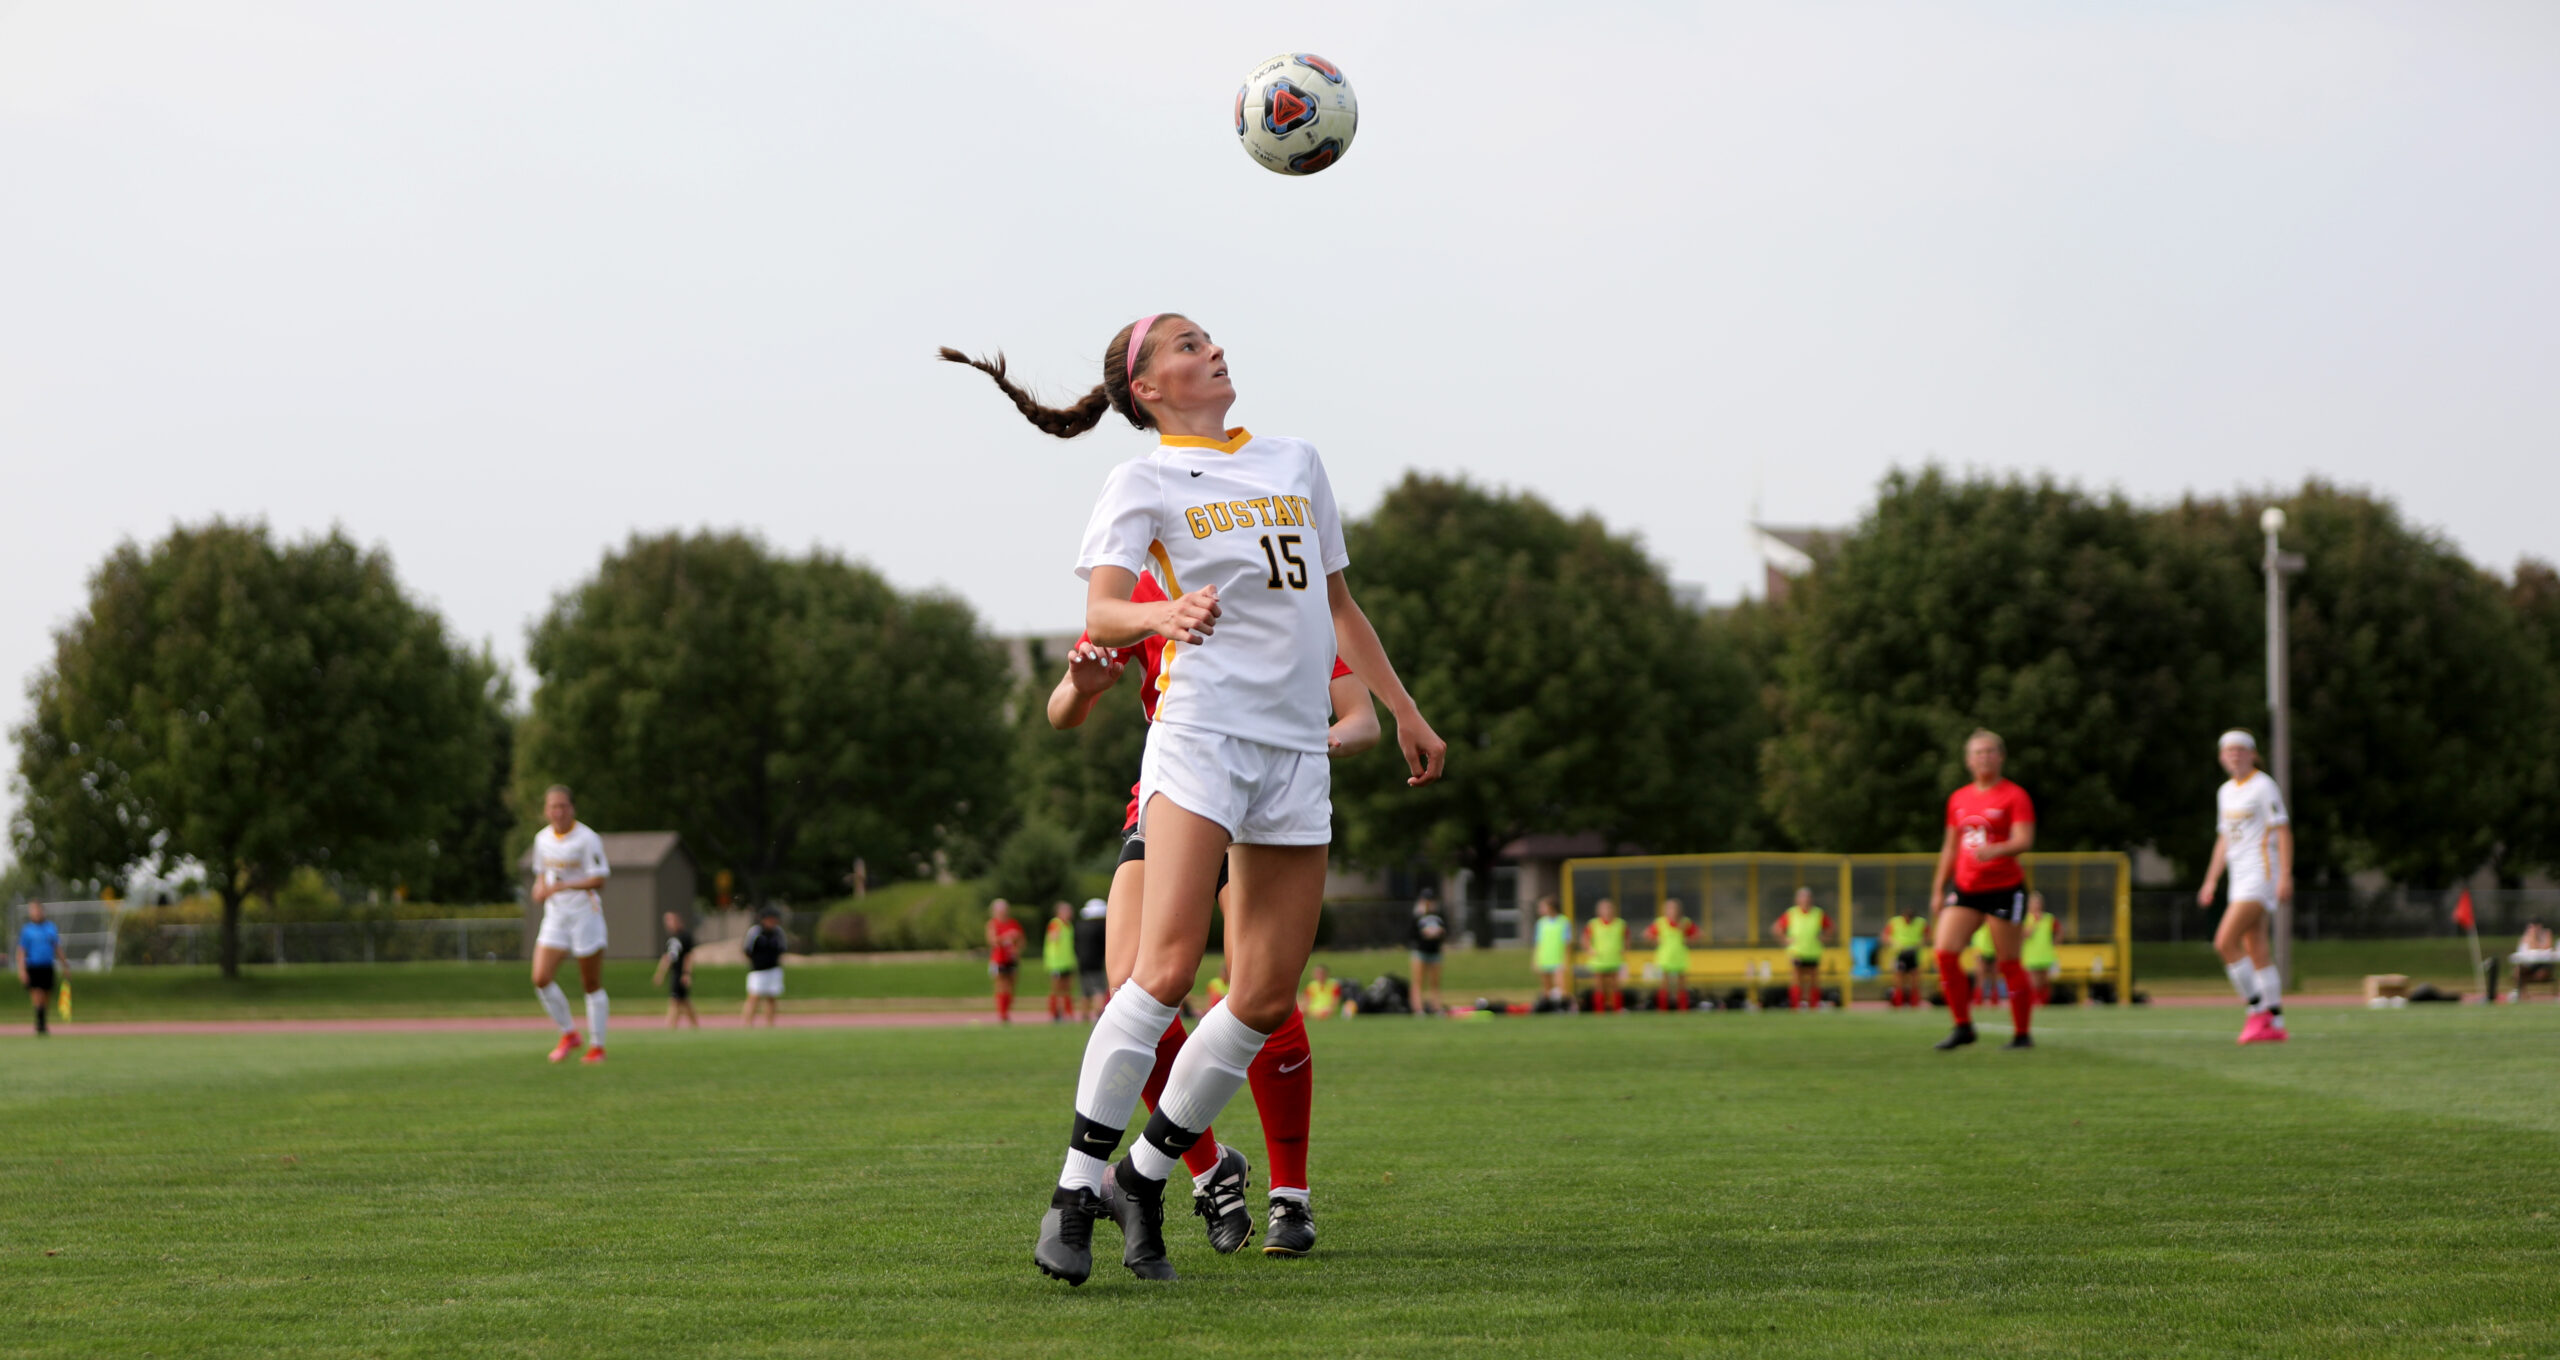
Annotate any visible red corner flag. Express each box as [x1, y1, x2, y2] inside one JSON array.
[[2453, 890, 2476, 932]]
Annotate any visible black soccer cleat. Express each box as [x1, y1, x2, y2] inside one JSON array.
[[1033, 1185, 1106, 1286], [2003, 1032, 2034, 1050], [1192, 1144, 1255, 1255], [1934, 1021, 1978, 1051], [1101, 1159, 1177, 1281], [1262, 1196, 1316, 1257]]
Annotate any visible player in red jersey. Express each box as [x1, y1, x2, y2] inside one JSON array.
[[987, 900, 1028, 1024], [1926, 729, 2039, 1051], [1046, 566, 1377, 1258]]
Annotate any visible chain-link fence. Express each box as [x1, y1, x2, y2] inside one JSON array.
[[117, 918, 526, 966], [2133, 887, 2560, 942]]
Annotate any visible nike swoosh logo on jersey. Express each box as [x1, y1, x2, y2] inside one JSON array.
[[1190, 470, 1204, 477], [1276, 1057, 1309, 1074]]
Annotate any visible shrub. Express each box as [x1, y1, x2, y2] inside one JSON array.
[[991, 821, 1077, 910], [814, 909, 870, 953]]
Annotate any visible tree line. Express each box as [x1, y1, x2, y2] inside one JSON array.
[[14, 474, 2557, 975]]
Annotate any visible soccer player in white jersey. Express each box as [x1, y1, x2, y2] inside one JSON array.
[[529, 785, 612, 1064], [2196, 730, 2293, 1045], [943, 314, 1445, 1285]]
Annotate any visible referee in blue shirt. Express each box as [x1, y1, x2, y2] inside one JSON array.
[[16, 902, 60, 1036]]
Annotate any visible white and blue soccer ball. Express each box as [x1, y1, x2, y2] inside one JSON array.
[[1236, 53, 1357, 176]]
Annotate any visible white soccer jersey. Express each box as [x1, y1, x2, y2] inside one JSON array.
[[2216, 772, 2290, 884], [1077, 428, 1348, 754], [532, 822, 611, 914]]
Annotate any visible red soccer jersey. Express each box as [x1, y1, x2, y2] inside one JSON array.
[[1085, 570, 1351, 832], [1946, 779, 2035, 892], [988, 918, 1026, 966]]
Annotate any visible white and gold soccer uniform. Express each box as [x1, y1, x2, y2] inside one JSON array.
[[2216, 771, 2289, 907], [532, 821, 612, 956], [1076, 427, 1347, 845]]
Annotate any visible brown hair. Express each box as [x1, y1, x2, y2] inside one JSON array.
[[937, 314, 1184, 436]]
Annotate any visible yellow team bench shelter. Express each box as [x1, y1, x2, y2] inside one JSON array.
[[1560, 851, 2134, 1004]]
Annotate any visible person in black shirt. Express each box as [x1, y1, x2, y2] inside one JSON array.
[[742, 908, 787, 1027], [1408, 888, 1447, 1017], [652, 911, 699, 1030], [1071, 897, 1110, 1023]]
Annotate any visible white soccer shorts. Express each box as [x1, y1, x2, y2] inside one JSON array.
[[2226, 866, 2274, 909], [745, 967, 785, 998], [536, 903, 608, 957], [1136, 723, 1332, 847]]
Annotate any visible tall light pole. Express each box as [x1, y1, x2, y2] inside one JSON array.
[[2261, 507, 2306, 981]]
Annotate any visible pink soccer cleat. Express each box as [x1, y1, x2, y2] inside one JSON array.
[[2236, 1013, 2275, 1045], [548, 1033, 583, 1063]]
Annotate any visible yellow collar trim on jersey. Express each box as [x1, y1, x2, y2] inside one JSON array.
[[1159, 427, 1252, 454]]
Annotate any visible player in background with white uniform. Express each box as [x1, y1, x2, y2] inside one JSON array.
[[945, 313, 1443, 1285], [2197, 729, 2293, 1045], [529, 785, 611, 1064]]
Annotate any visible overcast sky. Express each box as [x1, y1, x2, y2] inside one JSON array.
[[5, 1, 2556, 849]]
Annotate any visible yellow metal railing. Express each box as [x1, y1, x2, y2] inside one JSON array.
[[1558, 851, 2134, 1003]]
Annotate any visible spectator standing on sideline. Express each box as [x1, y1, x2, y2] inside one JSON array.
[[1043, 902, 1079, 1023], [1583, 899, 1627, 1014], [1779, 888, 1828, 1011], [987, 899, 1027, 1024], [1884, 904, 1928, 1008], [1408, 889, 1447, 1016], [2020, 893, 2061, 1004], [16, 902, 59, 1036], [742, 907, 787, 1026], [1531, 896, 1571, 1010], [653, 911, 699, 1029], [1644, 898, 1698, 1011], [1072, 897, 1109, 1022]]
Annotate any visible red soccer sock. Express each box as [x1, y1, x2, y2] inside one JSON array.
[[1787, 983, 1801, 1010], [2000, 960, 2034, 1036], [1142, 1013, 1223, 1178], [1247, 1008, 1313, 1194], [996, 990, 1012, 1022], [1936, 950, 1973, 1024]]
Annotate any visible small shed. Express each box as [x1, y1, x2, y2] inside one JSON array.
[[520, 831, 698, 961]]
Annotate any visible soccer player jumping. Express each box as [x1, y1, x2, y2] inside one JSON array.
[[1927, 730, 2038, 1051], [2197, 729, 2293, 1044]]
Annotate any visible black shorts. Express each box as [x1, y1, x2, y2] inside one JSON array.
[[994, 961, 1018, 978], [1893, 949, 1921, 972], [24, 964, 56, 993], [668, 980, 691, 1002], [1945, 888, 2029, 924], [1117, 831, 1231, 892]]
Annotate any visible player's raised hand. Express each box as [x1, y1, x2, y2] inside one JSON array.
[[1065, 641, 1126, 695], [1398, 712, 1447, 787], [1156, 584, 1221, 645]]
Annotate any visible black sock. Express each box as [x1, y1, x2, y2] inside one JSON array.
[[35, 1004, 47, 1033]]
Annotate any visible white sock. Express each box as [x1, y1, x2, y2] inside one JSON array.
[[536, 982, 576, 1033], [585, 990, 609, 1047], [1193, 1161, 1224, 1192], [1129, 1001, 1268, 1184], [1057, 986, 1177, 1193], [1268, 1186, 1309, 1205], [2225, 960, 2261, 1011], [2254, 964, 2282, 1022]]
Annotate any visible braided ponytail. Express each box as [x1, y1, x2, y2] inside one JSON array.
[[938, 314, 1184, 438]]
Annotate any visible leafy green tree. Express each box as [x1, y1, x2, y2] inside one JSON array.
[[518, 532, 1011, 906], [11, 522, 501, 976], [1007, 639, 1149, 859], [989, 819, 1077, 910], [1762, 469, 2255, 871], [2503, 559, 2560, 880], [2169, 486, 2546, 885], [1330, 474, 1765, 900]]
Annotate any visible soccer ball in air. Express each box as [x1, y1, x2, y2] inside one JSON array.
[[1236, 53, 1357, 176]]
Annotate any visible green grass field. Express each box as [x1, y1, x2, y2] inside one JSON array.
[[40, 938, 2494, 1022], [4, 1003, 2553, 1357]]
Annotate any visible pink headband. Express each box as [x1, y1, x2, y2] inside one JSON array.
[[1125, 314, 1159, 382]]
